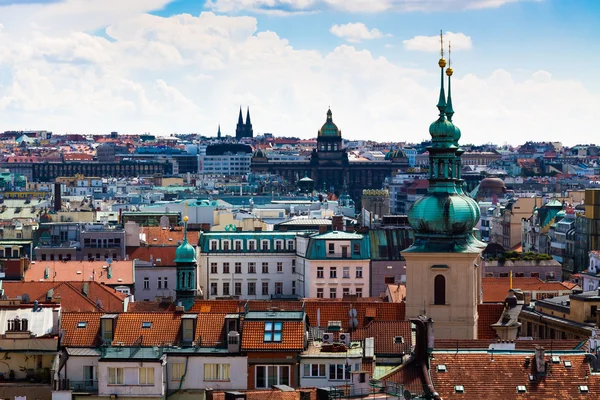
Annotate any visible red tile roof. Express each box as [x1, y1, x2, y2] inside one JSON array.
[[434, 339, 586, 351], [1, 281, 126, 312], [61, 312, 103, 347], [478, 303, 504, 339], [127, 246, 177, 266], [431, 352, 600, 399], [352, 320, 412, 355], [127, 301, 173, 312], [241, 320, 305, 351], [179, 300, 243, 314], [24, 260, 134, 285], [196, 313, 228, 347], [140, 226, 200, 246], [113, 313, 182, 346], [304, 301, 405, 329], [380, 362, 425, 396], [482, 277, 571, 303]]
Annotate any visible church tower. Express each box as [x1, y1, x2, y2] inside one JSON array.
[[402, 34, 486, 340], [175, 216, 197, 311], [235, 106, 254, 140], [245, 107, 254, 138]]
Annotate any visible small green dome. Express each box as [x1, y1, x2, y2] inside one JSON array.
[[408, 193, 480, 236], [385, 149, 407, 161], [175, 240, 196, 264], [252, 148, 267, 159], [319, 109, 341, 137], [429, 117, 458, 140]]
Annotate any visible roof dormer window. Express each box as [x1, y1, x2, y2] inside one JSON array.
[[264, 321, 283, 342]]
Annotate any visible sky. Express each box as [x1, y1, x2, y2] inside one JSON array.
[[0, 0, 598, 145]]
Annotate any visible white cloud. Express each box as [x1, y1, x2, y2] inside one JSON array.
[[0, 4, 596, 144], [206, 0, 543, 14], [330, 23, 386, 43], [403, 32, 472, 52]]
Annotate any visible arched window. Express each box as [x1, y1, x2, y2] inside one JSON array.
[[434, 274, 446, 305]]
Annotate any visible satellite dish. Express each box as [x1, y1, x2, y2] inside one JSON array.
[[349, 318, 358, 329], [349, 308, 357, 318], [106, 258, 113, 265], [22, 293, 31, 303], [96, 299, 103, 309]]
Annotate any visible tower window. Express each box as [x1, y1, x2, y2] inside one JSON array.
[[434, 274, 446, 305]]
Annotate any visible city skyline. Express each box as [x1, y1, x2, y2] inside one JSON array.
[[0, 0, 598, 144]]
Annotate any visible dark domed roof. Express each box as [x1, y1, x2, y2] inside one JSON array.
[[385, 149, 407, 160], [319, 109, 341, 137], [480, 177, 506, 189]]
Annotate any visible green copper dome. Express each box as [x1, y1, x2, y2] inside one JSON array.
[[319, 109, 341, 137], [408, 191, 480, 235], [175, 218, 196, 264]]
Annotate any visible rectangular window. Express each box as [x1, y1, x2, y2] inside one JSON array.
[[235, 241, 242, 251], [255, 365, 290, 389], [328, 243, 335, 254], [222, 241, 230, 251], [353, 243, 360, 255], [204, 364, 231, 381], [139, 367, 154, 385], [143, 277, 149, 289], [262, 262, 269, 273], [317, 288, 324, 298], [330, 267, 337, 279], [262, 281, 269, 296], [157, 277, 163, 289], [223, 282, 230, 296], [235, 262, 242, 274], [223, 263, 230, 274], [287, 240, 294, 250], [210, 282, 218, 296], [303, 364, 326, 377], [343, 288, 350, 296], [277, 262, 283, 273], [276, 241, 283, 251], [235, 282, 242, 296], [172, 363, 185, 381], [330, 288, 337, 299], [210, 241, 218, 251], [248, 282, 256, 296], [248, 241, 256, 251], [275, 282, 283, 295], [317, 267, 324, 279], [182, 319, 194, 343], [328, 364, 350, 380], [292, 259, 296, 273], [211, 263, 218, 274], [248, 263, 256, 274], [164, 277, 168, 288], [101, 319, 113, 341], [356, 267, 363, 278], [262, 241, 269, 250], [356, 287, 363, 298], [343, 267, 350, 278], [108, 367, 124, 385], [292, 281, 296, 295], [264, 321, 283, 342]]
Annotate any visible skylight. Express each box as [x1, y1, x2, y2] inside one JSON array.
[[437, 365, 447, 372], [142, 322, 152, 328], [454, 385, 464, 393], [579, 385, 589, 393], [564, 361, 572, 368], [551, 356, 561, 364], [516, 385, 527, 393], [264, 321, 283, 342], [77, 322, 87, 328]]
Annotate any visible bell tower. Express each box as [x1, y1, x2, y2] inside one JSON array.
[[402, 33, 486, 340], [175, 216, 197, 311]]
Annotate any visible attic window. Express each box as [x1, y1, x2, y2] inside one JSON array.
[[454, 385, 464, 393], [516, 385, 527, 393], [551, 356, 561, 364], [142, 322, 152, 328], [264, 321, 283, 342], [564, 361, 572, 368], [436, 365, 447, 372], [77, 322, 87, 328], [393, 336, 404, 344], [580, 385, 589, 393]]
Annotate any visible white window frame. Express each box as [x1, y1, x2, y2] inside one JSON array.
[[138, 367, 154, 385], [204, 363, 231, 381], [108, 367, 124, 385], [172, 363, 185, 381], [210, 240, 219, 251], [303, 363, 326, 377], [234, 240, 243, 251], [261, 240, 270, 250], [248, 240, 257, 251], [255, 365, 290, 389], [222, 240, 231, 251], [287, 240, 295, 250]]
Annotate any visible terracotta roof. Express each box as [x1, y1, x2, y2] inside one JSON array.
[[1, 281, 126, 312], [127, 301, 173, 312], [113, 312, 182, 346], [478, 303, 504, 339], [386, 284, 406, 303], [246, 300, 304, 312], [352, 320, 412, 355], [196, 313, 228, 347], [380, 362, 425, 396], [434, 339, 586, 351], [241, 320, 305, 351], [304, 301, 405, 329], [24, 260, 134, 285], [482, 277, 571, 303], [127, 246, 177, 266], [140, 226, 200, 246], [61, 312, 103, 347], [431, 352, 600, 399], [179, 300, 243, 314]]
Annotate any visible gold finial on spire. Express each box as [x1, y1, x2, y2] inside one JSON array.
[[446, 41, 453, 76], [438, 30, 446, 68]]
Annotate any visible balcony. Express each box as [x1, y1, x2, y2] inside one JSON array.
[[69, 380, 98, 393]]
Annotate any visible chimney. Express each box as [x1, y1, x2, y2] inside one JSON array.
[[319, 225, 328, 234], [54, 182, 62, 212], [535, 346, 546, 374]]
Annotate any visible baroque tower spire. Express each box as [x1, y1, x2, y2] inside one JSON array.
[[445, 41, 455, 122]]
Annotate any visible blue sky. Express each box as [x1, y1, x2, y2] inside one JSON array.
[[0, 0, 598, 144]]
